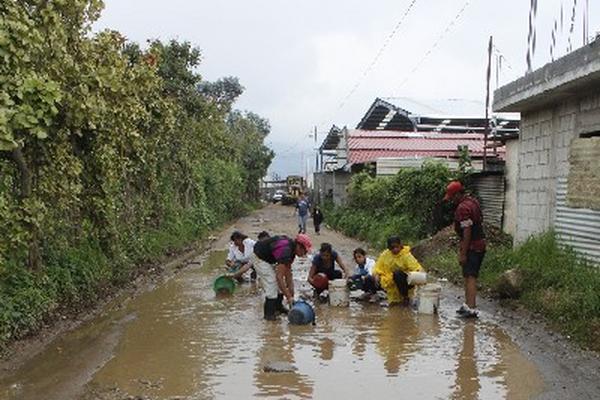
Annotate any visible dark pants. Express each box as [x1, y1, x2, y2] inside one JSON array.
[[362, 275, 378, 294], [350, 274, 378, 294], [463, 251, 485, 278], [393, 270, 414, 300]]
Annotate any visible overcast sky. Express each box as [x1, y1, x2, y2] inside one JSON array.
[[96, 0, 598, 177]]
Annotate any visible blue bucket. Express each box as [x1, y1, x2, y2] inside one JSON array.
[[288, 300, 315, 325]]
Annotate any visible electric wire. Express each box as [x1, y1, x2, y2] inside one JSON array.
[[396, 0, 473, 91], [334, 0, 420, 113]]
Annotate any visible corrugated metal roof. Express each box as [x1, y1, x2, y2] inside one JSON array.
[[381, 97, 485, 117], [347, 130, 504, 164], [380, 97, 520, 120], [356, 97, 520, 136]]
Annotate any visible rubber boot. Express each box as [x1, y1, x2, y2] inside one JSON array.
[[276, 293, 289, 315], [264, 297, 277, 321]]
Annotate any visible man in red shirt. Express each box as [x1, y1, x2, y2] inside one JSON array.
[[444, 181, 486, 318]]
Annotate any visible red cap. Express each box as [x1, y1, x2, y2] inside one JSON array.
[[444, 181, 464, 201], [295, 234, 313, 253]]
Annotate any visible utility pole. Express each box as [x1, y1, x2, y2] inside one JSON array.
[[484, 35, 493, 172], [314, 126, 319, 172]]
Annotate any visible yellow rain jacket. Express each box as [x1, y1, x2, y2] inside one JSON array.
[[373, 246, 423, 303]]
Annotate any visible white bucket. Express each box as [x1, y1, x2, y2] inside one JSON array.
[[407, 271, 427, 285], [328, 279, 350, 307], [417, 284, 441, 314]]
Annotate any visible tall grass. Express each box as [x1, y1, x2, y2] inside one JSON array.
[[423, 232, 600, 350]]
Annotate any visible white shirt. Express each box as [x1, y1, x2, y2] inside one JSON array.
[[354, 257, 376, 276], [227, 238, 257, 264]]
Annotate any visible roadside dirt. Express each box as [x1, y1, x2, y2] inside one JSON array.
[[0, 204, 598, 400]]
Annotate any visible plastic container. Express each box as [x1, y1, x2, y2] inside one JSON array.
[[417, 283, 441, 314], [407, 271, 428, 285], [312, 273, 329, 291], [288, 300, 315, 325], [213, 275, 236, 295], [328, 279, 350, 307]]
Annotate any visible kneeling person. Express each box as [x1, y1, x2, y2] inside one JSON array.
[[373, 236, 424, 306], [226, 231, 257, 282], [253, 234, 312, 320], [308, 243, 351, 295], [350, 248, 379, 301]]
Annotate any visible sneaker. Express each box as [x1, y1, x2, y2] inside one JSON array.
[[318, 290, 329, 303], [357, 292, 371, 301], [457, 304, 479, 319], [456, 303, 470, 315]]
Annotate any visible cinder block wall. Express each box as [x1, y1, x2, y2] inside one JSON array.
[[515, 93, 600, 242], [502, 139, 519, 237]]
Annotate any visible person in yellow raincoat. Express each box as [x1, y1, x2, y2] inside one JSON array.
[[373, 236, 424, 305]]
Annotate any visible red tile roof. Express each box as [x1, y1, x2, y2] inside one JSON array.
[[347, 130, 504, 164]]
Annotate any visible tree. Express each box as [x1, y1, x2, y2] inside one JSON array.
[[198, 77, 244, 113]]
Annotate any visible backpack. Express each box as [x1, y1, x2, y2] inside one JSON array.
[[253, 236, 283, 264]]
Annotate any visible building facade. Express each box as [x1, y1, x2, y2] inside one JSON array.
[[494, 39, 600, 262]]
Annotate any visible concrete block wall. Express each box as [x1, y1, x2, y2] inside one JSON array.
[[313, 171, 351, 206], [515, 93, 600, 242]]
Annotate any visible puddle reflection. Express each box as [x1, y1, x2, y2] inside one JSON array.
[[254, 323, 314, 399], [0, 250, 544, 400]]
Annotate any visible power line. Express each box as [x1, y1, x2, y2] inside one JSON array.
[[335, 0, 419, 112], [396, 0, 473, 91], [333, 0, 420, 113]]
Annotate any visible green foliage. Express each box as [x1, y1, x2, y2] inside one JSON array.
[[457, 146, 474, 182], [326, 161, 455, 246], [0, 0, 273, 347], [424, 232, 600, 350]]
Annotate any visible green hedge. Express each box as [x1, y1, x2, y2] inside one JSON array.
[[0, 1, 272, 347], [325, 161, 456, 246]]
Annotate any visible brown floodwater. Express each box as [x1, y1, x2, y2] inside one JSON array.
[[0, 249, 544, 400]]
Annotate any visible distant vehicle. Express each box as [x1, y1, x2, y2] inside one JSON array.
[[272, 190, 286, 203], [286, 175, 305, 198]]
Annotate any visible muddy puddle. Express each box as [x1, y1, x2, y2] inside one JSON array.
[[0, 249, 544, 400]]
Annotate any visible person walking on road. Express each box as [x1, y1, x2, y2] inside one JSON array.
[[295, 193, 311, 234], [253, 234, 312, 320], [444, 180, 486, 319], [312, 205, 324, 235], [372, 236, 423, 306]]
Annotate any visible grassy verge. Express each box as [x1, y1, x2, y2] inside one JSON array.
[[325, 200, 600, 350], [324, 205, 421, 249], [0, 203, 259, 350], [423, 232, 600, 351]]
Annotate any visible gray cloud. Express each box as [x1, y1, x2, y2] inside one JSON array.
[[96, 0, 598, 176]]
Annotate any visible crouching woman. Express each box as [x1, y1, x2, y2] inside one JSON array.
[[373, 236, 424, 306]]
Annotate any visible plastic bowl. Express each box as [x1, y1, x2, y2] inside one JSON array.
[[213, 275, 236, 295]]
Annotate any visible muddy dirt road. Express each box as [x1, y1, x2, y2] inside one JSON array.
[[1, 204, 599, 399]]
